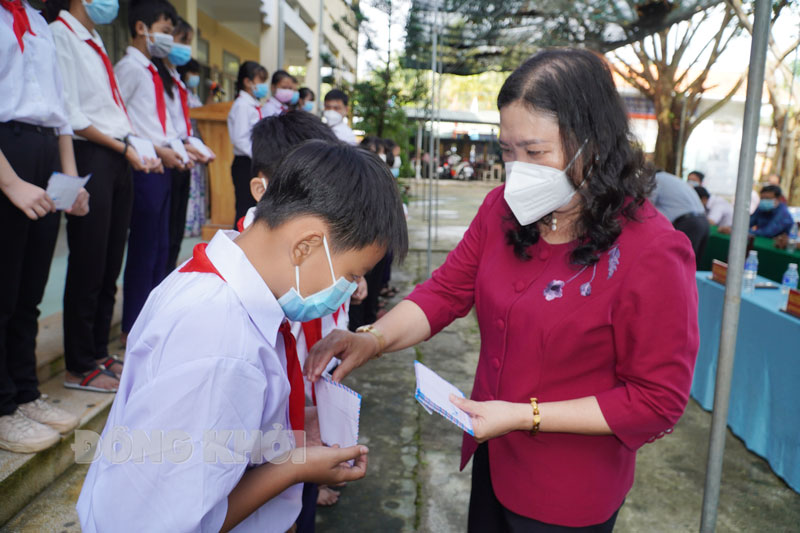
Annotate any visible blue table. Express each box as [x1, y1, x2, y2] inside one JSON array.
[[692, 272, 800, 492]]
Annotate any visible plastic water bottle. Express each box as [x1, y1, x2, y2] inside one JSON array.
[[788, 223, 799, 253], [781, 263, 798, 299], [743, 250, 759, 293]]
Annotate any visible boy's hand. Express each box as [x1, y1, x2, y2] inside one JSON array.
[[185, 142, 209, 164], [65, 187, 90, 216], [125, 146, 147, 172], [2, 177, 56, 220], [293, 445, 369, 486], [157, 147, 186, 170]]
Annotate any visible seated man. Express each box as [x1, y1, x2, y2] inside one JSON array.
[[695, 186, 733, 229], [750, 185, 795, 238]]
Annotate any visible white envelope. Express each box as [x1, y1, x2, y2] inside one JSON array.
[[169, 138, 191, 164], [46, 172, 91, 210], [187, 136, 213, 159], [315, 375, 361, 462], [127, 136, 157, 165]]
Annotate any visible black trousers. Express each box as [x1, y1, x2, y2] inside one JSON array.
[[468, 443, 621, 533], [231, 155, 255, 225], [295, 482, 318, 533], [63, 140, 133, 374], [0, 124, 61, 416], [167, 168, 191, 270], [348, 253, 390, 331], [673, 213, 710, 269]]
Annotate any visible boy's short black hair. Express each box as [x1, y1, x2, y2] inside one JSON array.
[[128, 0, 178, 38], [324, 89, 349, 107], [694, 186, 710, 201], [761, 184, 783, 198], [688, 170, 705, 182], [255, 140, 408, 259], [251, 110, 338, 177]]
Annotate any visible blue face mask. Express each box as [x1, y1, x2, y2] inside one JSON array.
[[168, 43, 192, 66], [186, 74, 200, 89], [290, 91, 300, 105], [278, 236, 359, 322], [391, 168, 400, 178], [82, 0, 119, 25], [253, 83, 269, 100], [303, 101, 314, 112], [759, 198, 776, 211]]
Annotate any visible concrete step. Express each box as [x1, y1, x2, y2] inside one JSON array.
[[0, 370, 118, 526]]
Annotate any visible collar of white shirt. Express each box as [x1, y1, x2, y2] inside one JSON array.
[[237, 91, 261, 107], [204, 230, 284, 347], [125, 45, 153, 69], [57, 10, 99, 42]]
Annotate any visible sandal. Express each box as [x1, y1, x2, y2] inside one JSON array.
[[64, 367, 119, 393], [97, 355, 124, 378]]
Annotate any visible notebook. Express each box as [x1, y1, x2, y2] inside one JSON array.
[[314, 374, 362, 457], [414, 361, 474, 436]]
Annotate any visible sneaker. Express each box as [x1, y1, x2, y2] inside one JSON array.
[[18, 397, 80, 434], [0, 410, 61, 453]]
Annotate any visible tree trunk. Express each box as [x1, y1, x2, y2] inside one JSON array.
[[652, 91, 682, 173]]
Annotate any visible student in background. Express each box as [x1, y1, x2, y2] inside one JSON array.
[[0, 0, 89, 453], [323, 89, 357, 145], [298, 87, 315, 112], [77, 141, 409, 531], [157, 16, 212, 269], [227, 60, 268, 223], [49, 0, 160, 393], [750, 185, 795, 238], [177, 58, 208, 237], [263, 70, 299, 118], [115, 0, 186, 342]]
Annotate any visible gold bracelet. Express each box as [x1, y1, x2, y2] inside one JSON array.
[[356, 325, 385, 358], [530, 397, 541, 436]]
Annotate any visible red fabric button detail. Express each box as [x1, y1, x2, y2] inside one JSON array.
[[496, 319, 504, 330], [491, 358, 501, 369], [514, 281, 525, 292]]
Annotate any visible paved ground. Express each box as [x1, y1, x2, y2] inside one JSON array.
[[5, 180, 799, 532]]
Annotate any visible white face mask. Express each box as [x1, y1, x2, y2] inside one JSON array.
[[503, 141, 587, 226], [379, 153, 387, 162], [145, 30, 174, 58], [392, 156, 402, 169], [323, 109, 343, 126]]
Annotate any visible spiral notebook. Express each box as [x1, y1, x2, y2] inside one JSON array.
[[414, 361, 474, 436], [315, 374, 362, 454]]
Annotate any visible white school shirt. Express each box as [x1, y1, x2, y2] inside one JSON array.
[[114, 46, 178, 146], [262, 96, 286, 118], [706, 194, 734, 227], [165, 65, 191, 140], [0, 2, 71, 134], [228, 91, 263, 158], [50, 11, 131, 141], [330, 120, 357, 145], [76, 230, 302, 533]]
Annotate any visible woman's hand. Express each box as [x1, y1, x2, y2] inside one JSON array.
[[304, 329, 379, 383], [292, 445, 369, 486], [450, 396, 532, 443], [2, 177, 56, 220], [65, 187, 90, 216]]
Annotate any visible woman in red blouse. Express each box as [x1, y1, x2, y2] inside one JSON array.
[[305, 48, 698, 531]]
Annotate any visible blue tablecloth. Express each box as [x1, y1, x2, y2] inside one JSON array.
[[692, 272, 800, 492]]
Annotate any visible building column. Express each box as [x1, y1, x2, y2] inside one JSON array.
[[305, 1, 322, 111], [259, 0, 280, 76]]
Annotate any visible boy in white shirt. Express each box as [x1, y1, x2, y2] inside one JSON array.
[[77, 139, 408, 532], [114, 0, 187, 339], [323, 89, 357, 145]]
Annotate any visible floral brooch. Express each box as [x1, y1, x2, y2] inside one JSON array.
[[542, 245, 620, 301]]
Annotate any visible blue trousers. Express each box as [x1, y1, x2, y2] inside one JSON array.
[[122, 169, 172, 333]]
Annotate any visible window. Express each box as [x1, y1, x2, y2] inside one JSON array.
[[222, 51, 240, 101]]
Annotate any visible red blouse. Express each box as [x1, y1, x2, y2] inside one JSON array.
[[406, 186, 698, 526]]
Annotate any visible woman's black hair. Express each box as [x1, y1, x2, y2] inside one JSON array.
[[299, 87, 315, 101], [497, 48, 654, 266], [254, 140, 408, 259], [381, 139, 396, 168], [236, 61, 268, 96], [271, 70, 293, 87], [173, 17, 193, 41], [39, 0, 68, 22], [177, 59, 201, 79], [360, 136, 383, 154]]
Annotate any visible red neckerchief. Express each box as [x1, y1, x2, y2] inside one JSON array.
[[1, 0, 35, 52]]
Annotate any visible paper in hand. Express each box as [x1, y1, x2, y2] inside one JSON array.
[[315, 375, 361, 458], [414, 361, 474, 435], [187, 136, 213, 159], [169, 138, 191, 164], [127, 136, 157, 165], [46, 172, 91, 210]]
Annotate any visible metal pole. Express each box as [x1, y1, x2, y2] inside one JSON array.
[[316, 0, 323, 113], [277, 0, 285, 70], [435, 57, 443, 243], [426, 0, 438, 277], [416, 121, 423, 181], [699, 1, 771, 531]]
